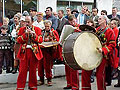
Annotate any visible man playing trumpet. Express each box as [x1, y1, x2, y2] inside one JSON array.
[[16, 16, 43, 90]]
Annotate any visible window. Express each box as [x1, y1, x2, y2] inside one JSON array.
[[1, 0, 37, 20], [0, 0, 3, 26]]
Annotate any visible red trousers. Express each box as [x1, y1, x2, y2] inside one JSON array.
[[38, 49, 53, 80], [65, 64, 79, 90], [16, 49, 38, 90], [82, 58, 107, 90]]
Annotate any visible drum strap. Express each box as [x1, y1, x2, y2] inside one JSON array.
[[99, 27, 108, 37]]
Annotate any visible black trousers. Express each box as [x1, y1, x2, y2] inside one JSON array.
[[118, 69, 120, 84], [0, 49, 12, 74], [105, 64, 112, 84]]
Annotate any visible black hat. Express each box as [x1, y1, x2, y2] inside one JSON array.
[[71, 9, 79, 14], [1, 25, 8, 30], [29, 7, 37, 12]]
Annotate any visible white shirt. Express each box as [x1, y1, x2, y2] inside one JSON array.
[[33, 20, 45, 30]]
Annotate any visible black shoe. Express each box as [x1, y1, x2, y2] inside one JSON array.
[[90, 78, 94, 83], [114, 83, 120, 87], [6, 68, 11, 73], [0, 70, 2, 74], [37, 81, 44, 86], [6, 69, 11, 73], [63, 86, 72, 89], [106, 83, 111, 86]]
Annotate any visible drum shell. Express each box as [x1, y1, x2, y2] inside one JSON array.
[[63, 32, 103, 70], [63, 32, 82, 70]]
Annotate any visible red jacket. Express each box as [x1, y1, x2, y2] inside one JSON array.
[[17, 26, 43, 60], [96, 26, 116, 67], [42, 28, 63, 60], [112, 27, 119, 68]]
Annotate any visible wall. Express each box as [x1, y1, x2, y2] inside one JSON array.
[[97, 0, 113, 15], [37, 0, 57, 14]]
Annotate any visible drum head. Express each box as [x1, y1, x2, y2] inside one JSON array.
[[73, 32, 103, 71]]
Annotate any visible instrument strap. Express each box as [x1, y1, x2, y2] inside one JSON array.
[[99, 27, 108, 37]]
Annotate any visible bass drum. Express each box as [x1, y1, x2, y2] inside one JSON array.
[[63, 32, 103, 71]]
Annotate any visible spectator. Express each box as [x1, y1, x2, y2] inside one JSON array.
[[86, 10, 91, 17], [90, 8, 99, 27], [64, 7, 71, 19], [22, 11, 29, 16], [9, 14, 20, 72], [101, 10, 107, 15], [2, 17, 10, 33], [71, 9, 79, 18], [0, 25, 13, 74], [57, 10, 68, 36], [77, 5, 89, 24], [33, 12, 45, 30], [107, 7, 120, 20], [12, 16, 26, 74], [43, 7, 58, 30], [53, 12, 58, 18], [29, 7, 37, 21]]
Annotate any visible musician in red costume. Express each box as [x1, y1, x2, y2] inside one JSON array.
[[16, 16, 43, 90], [110, 19, 119, 68], [105, 19, 119, 86], [63, 14, 80, 90], [81, 15, 115, 90], [37, 20, 62, 86]]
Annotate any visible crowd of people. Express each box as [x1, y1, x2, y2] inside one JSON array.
[[0, 5, 120, 90]]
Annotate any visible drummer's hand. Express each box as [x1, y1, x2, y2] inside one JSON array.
[[96, 47, 102, 53]]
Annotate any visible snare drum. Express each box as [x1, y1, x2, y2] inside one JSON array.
[[63, 32, 103, 71]]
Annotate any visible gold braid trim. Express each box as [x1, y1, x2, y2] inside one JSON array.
[[32, 26, 35, 31], [104, 55, 109, 60], [38, 35, 42, 41], [109, 40, 115, 43], [104, 45, 110, 53], [20, 36, 25, 41]]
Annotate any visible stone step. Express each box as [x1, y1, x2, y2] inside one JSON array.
[[0, 64, 66, 84]]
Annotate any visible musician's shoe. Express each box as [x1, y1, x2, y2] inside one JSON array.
[[47, 81, 52, 86], [12, 67, 18, 74], [63, 86, 72, 89], [72, 89, 79, 90], [37, 81, 44, 86], [114, 83, 120, 87]]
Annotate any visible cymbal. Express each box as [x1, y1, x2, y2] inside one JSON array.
[[79, 25, 96, 32]]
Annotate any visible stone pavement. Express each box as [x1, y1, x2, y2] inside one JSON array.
[[0, 76, 120, 90]]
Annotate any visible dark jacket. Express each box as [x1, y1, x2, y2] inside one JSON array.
[[43, 15, 58, 30], [107, 14, 120, 20], [56, 17, 68, 36]]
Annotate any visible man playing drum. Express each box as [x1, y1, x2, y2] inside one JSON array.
[[63, 14, 80, 90], [81, 15, 115, 90]]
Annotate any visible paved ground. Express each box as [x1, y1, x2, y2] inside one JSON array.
[[0, 76, 120, 90]]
